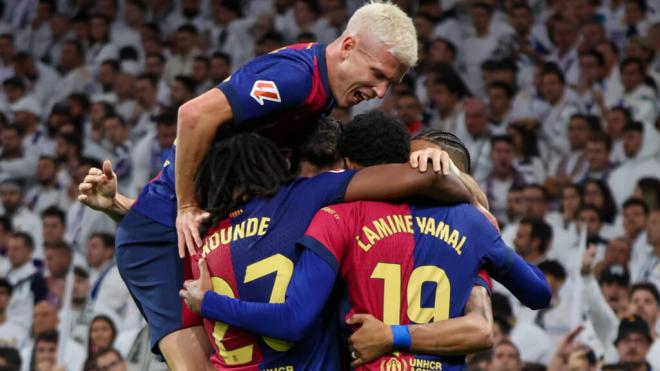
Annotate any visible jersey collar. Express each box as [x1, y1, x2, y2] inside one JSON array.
[[314, 43, 335, 113]]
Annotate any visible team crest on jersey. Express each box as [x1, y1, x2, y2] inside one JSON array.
[[250, 80, 281, 105], [380, 357, 407, 371]]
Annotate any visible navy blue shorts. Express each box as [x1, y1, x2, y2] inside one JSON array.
[[116, 210, 201, 354]]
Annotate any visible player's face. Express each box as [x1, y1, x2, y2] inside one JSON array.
[[334, 35, 408, 108]]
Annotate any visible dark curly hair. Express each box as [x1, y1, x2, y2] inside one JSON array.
[[337, 110, 410, 167], [297, 116, 342, 170], [195, 133, 293, 235]]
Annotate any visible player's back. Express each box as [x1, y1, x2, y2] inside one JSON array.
[[132, 42, 333, 227], [192, 171, 354, 371], [303, 200, 501, 371]]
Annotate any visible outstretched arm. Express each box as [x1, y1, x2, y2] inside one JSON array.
[[181, 248, 337, 342], [346, 285, 494, 367], [344, 159, 470, 204]]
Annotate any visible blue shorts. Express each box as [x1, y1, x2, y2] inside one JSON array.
[[116, 210, 201, 354]]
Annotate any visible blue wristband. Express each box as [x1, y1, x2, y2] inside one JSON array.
[[391, 325, 411, 351]]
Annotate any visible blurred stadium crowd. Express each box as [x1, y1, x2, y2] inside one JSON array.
[[0, 0, 658, 370]]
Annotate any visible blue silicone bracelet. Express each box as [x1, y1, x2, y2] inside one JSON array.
[[391, 325, 411, 351]]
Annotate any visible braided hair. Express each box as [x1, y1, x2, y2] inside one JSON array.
[[195, 133, 293, 235], [412, 129, 471, 173]]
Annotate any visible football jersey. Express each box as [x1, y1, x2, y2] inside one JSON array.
[[191, 170, 354, 371], [300, 201, 516, 371], [132, 43, 334, 227]]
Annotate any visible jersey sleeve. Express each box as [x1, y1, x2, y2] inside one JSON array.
[[301, 170, 357, 206], [471, 210, 551, 309], [297, 203, 353, 273], [217, 56, 313, 124], [472, 269, 492, 294]]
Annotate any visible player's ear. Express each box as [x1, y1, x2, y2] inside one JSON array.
[[340, 36, 356, 59]]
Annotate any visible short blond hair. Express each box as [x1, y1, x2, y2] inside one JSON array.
[[343, 0, 418, 67]]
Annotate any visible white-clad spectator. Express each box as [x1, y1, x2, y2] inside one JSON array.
[[1, 77, 29, 115], [638, 209, 660, 288], [486, 81, 515, 134], [87, 233, 142, 331], [162, 0, 212, 37], [622, 198, 653, 282], [128, 74, 161, 140], [610, 57, 659, 127], [595, 40, 624, 106], [489, 340, 523, 371], [0, 179, 42, 250], [461, 98, 492, 183], [50, 40, 96, 108], [608, 122, 660, 206], [507, 122, 546, 184], [460, 3, 505, 98], [112, 71, 137, 123], [605, 106, 632, 164], [0, 126, 38, 182], [5, 232, 47, 330], [611, 314, 654, 371], [0, 216, 11, 276], [191, 55, 213, 96], [101, 115, 133, 197], [0, 278, 29, 350], [209, 52, 231, 86], [538, 63, 580, 164], [20, 302, 85, 371], [428, 73, 468, 136], [162, 25, 201, 84], [574, 50, 607, 117], [130, 108, 176, 196], [481, 135, 527, 223], [39, 13, 71, 66], [14, 0, 53, 59], [25, 156, 69, 215], [86, 14, 119, 75], [11, 94, 55, 156], [580, 132, 617, 183], [0, 34, 15, 86], [277, 0, 335, 44], [106, 0, 143, 62], [545, 14, 580, 85], [11, 52, 61, 109], [169, 75, 197, 108], [627, 283, 660, 370]]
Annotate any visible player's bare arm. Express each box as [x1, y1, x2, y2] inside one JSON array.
[[344, 159, 471, 204], [175, 88, 233, 257], [78, 160, 135, 222], [347, 285, 494, 367]]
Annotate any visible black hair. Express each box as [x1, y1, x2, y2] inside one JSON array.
[[580, 49, 605, 67], [490, 134, 515, 147], [136, 73, 158, 88], [623, 198, 649, 215], [155, 107, 177, 127], [87, 315, 117, 359], [538, 259, 567, 281], [583, 179, 618, 223], [195, 134, 293, 236], [298, 117, 342, 171], [337, 110, 410, 167], [119, 46, 139, 61], [487, 81, 515, 99], [520, 217, 553, 255], [630, 282, 660, 304], [412, 129, 471, 172], [491, 292, 513, 318], [0, 347, 21, 370], [173, 75, 197, 94], [493, 314, 512, 335], [41, 206, 66, 225], [620, 56, 645, 74], [0, 278, 12, 297], [31, 330, 58, 371], [100, 59, 120, 72], [589, 131, 612, 151], [10, 232, 34, 251], [508, 122, 541, 159], [431, 37, 456, 57], [610, 106, 633, 126], [211, 51, 232, 66], [177, 24, 198, 35], [541, 62, 566, 84], [623, 121, 643, 133], [89, 232, 115, 248], [0, 216, 11, 232]]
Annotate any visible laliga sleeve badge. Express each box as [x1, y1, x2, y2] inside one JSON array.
[[250, 80, 281, 105]]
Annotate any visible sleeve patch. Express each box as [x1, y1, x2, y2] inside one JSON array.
[[250, 80, 281, 105]]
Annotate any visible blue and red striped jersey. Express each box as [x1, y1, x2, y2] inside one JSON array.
[[300, 201, 515, 371], [132, 43, 334, 227], [191, 170, 354, 371]]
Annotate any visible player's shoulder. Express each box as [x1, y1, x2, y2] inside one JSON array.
[[244, 43, 318, 74]]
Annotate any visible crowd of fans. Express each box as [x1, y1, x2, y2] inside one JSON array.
[[0, 0, 657, 370]]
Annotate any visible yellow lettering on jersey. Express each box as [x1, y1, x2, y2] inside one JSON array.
[[373, 218, 393, 239], [363, 226, 379, 246], [202, 217, 272, 258], [356, 235, 372, 252], [415, 217, 468, 256]]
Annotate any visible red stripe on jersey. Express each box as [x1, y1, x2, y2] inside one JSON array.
[[301, 56, 328, 113], [341, 203, 416, 329], [478, 269, 492, 290], [192, 221, 263, 370]]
